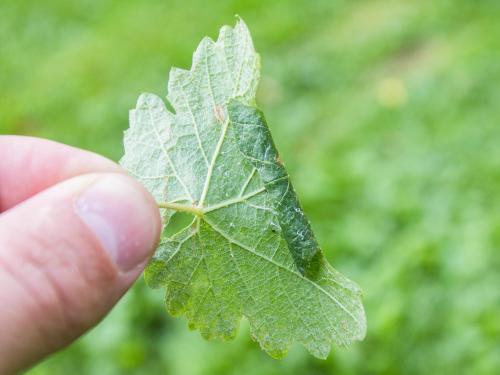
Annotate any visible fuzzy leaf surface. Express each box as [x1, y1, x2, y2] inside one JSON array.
[[120, 19, 366, 359]]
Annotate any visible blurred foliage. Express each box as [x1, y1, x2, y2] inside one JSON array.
[[1, 0, 500, 374]]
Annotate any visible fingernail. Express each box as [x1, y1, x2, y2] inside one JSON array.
[[75, 174, 160, 272]]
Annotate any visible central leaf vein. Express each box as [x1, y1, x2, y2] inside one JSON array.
[[198, 119, 230, 207]]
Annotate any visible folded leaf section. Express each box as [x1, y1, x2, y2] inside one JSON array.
[[228, 99, 320, 274]]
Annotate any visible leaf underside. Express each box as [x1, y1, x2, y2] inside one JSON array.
[[120, 19, 366, 359]]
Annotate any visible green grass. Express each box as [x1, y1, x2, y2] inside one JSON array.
[[2, 1, 500, 374]]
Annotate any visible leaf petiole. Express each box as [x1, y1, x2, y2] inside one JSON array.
[[157, 202, 204, 217]]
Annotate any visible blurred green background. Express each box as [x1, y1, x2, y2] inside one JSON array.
[[2, 0, 500, 374]]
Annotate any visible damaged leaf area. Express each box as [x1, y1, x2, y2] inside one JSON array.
[[120, 19, 366, 359]]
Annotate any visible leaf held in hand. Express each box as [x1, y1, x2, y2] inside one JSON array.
[[120, 18, 366, 359]]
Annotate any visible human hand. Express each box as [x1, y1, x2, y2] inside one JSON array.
[[0, 136, 161, 374]]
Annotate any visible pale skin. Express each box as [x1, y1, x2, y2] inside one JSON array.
[[0, 136, 162, 374]]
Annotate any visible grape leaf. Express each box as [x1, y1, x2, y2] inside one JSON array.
[[120, 19, 366, 359]]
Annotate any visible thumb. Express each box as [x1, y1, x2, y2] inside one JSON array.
[[0, 173, 161, 373]]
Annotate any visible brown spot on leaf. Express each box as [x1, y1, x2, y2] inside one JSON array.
[[275, 155, 284, 166], [214, 105, 226, 124]]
